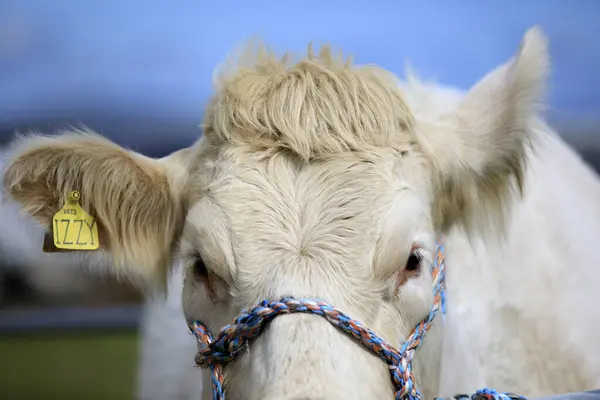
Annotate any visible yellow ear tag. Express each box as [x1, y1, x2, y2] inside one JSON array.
[[52, 190, 99, 250]]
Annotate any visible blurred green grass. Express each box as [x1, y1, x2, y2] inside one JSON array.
[[0, 330, 139, 400]]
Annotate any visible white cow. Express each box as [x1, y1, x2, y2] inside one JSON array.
[[2, 26, 599, 399]]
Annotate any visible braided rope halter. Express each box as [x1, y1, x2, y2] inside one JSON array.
[[190, 240, 526, 400]]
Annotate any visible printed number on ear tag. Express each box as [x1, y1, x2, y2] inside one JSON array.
[[52, 190, 99, 250]]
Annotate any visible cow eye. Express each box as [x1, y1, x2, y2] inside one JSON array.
[[192, 256, 209, 282], [391, 247, 424, 297], [405, 250, 422, 271]]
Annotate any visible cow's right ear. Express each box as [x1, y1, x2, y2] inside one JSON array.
[[2, 130, 192, 287]]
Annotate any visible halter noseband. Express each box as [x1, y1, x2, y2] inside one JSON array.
[[189, 240, 524, 400]]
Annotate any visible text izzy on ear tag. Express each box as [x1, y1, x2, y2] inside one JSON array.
[[52, 190, 99, 250]]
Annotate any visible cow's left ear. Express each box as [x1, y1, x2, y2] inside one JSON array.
[[418, 26, 549, 232], [3, 130, 193, 287]]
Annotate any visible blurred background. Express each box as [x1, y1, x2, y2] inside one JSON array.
[[0, 1, 599, 399]]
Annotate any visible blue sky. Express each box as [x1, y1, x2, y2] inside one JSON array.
[[0, 1, 599, 139]]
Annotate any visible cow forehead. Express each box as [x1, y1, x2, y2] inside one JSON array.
[[180, 149, 430, 283]]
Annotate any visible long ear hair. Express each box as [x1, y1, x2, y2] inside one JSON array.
[[2, 130, 191, 290], [418, 27, 549, 234]]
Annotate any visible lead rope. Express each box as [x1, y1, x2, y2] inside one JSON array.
[[190, 241, 525, 400]]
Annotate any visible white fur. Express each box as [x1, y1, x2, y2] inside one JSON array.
[[2, 26, 600, 400], [401, 77, 600, 396], [182, 27, 600, 398], [136, 266, 203, 400]]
